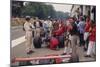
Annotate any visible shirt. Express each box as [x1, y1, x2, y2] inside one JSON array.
[[24, 21, 33, 38], [65, 20, 72, 32], [69, 22, 79, 35], [36, 21, 40, 28], [85, 21, 91, 32], [54, 26, 64, 36], [48, 21, 52, 28], [89, 26, 96, 42], [24, 21, 32, 31], [78, 21, 85, 34], [43, 21, 49, 28]]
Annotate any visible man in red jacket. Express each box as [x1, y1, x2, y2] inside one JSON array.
[[85, 22, 96, 57]]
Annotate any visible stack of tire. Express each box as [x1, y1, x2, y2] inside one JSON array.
[[33, 35, 42, 48]]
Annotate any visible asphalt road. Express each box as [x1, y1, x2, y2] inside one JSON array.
[[11, 26, 96, 66], [11, 26, 25, 40], [11, 42, 95, 62]]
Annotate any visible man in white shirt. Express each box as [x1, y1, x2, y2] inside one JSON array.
[[24, 16, 34, 54], [48, 20, 53, 37]]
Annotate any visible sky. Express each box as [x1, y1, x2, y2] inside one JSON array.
[[49, 3, 72, 13]]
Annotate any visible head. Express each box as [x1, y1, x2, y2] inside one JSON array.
[[69, 17, 75, 23], [91, 20, 96, 28], [25, 16, 31, 22], [79, 16, 85, 21], [86, 16, 90, 22]]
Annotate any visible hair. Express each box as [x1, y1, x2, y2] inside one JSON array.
[[26, 18, 30, 21], [91, 20, 96, 28], [91, 20, 95, 24], [80, 16, 85, 21], [53, 34, 56, 37]]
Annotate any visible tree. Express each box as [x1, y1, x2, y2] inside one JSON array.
[[12, 1, 70, 20]]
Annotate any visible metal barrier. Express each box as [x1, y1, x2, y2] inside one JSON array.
[[12, 54, 71, 63]]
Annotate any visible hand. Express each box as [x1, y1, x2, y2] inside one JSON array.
[[25, 36, 26, 39]]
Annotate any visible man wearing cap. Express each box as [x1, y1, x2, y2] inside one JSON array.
[[24, 16, 34, 54]]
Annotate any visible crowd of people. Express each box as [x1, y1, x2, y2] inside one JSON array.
[[23, 15, 96, 62]]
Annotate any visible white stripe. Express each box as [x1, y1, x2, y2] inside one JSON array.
[[11, 36, 26, 48]]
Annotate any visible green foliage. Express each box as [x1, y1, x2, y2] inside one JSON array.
[[12, 1, 70, 19]]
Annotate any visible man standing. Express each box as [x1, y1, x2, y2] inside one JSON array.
[[68, 17, 79, 62], [85, 22, 96, 57], [48, 19, 53, 37], [84, 17, 91, 51], [78, 17, 85, 47], [24, 16, 34, 54], [34, 18, 41, 37], [43, 19, 50, 39], [63, 19, 72, 54]]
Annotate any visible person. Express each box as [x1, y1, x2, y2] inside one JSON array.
[[63, 19, 72, 54], [53, 23, 64, 36], [49, 35, 59, 50], [48, 19, 53, 37], [68, 17, 79, 62], [43, 20, 49, 38], [34, 19, 41, 37], [31, 18, 35, 37], [53, 22, 65, 48], [85, 21, 96, 57], [84, 16, 91, 51], [77, 16, 85, 47], [24, 16, 34, 54]]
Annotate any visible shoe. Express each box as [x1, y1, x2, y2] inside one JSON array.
[[56, 47, 60, 51], [30, 50, 34, 53], [27, 51, 31, 54], [84, 55, 91, 57], [27, 50, 34, 54], [61, 53, 67, 55], [84, 48, 87, 51], [79, 45, 82, 47]]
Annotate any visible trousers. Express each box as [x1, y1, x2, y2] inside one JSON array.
[[25, 31, 33, 52], [87, 41, 96, 55], [70, 35, 79, 61]]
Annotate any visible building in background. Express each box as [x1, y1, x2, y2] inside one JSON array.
[[70, 5, 96, 22]]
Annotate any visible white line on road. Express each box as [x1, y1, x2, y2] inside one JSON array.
[[11, 36, 26, 48]]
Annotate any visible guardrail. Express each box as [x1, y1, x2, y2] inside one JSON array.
[[12, 54, 71, 63]]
